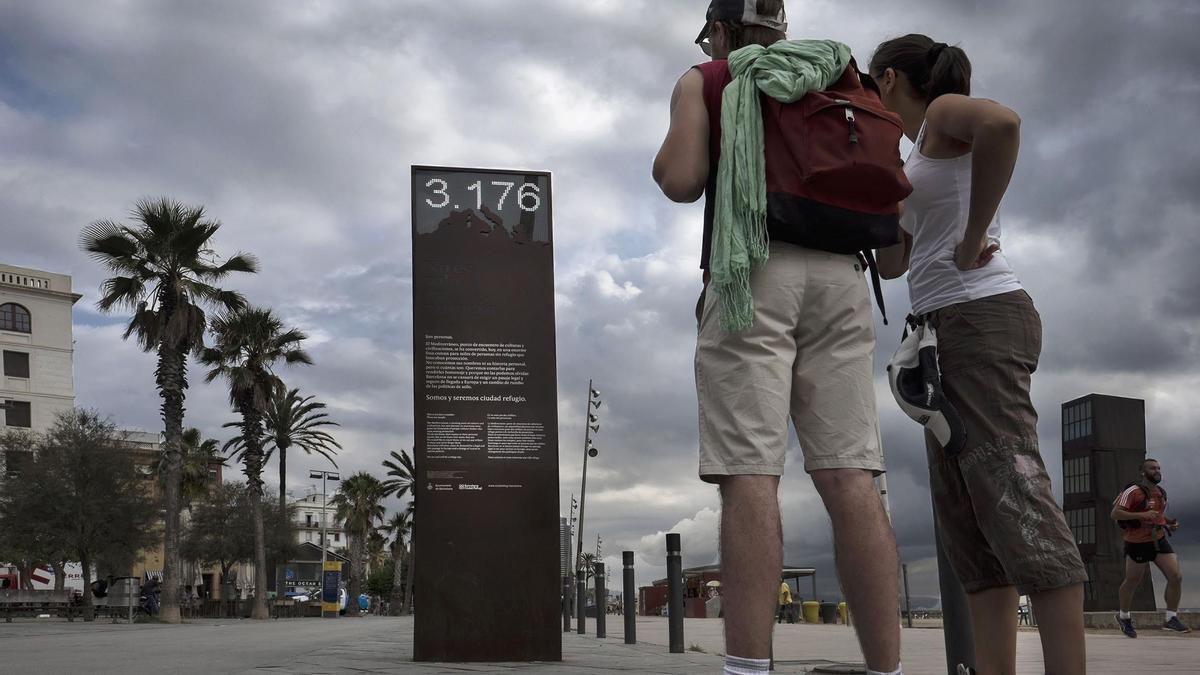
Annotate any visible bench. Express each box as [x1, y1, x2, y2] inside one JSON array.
[[0, 589, 76, 622], [270, 598, 302, 619]]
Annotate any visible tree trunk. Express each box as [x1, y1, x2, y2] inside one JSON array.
[[51, 561, 65, 592], [346, 532, 363, 617], [402, 541, 415, 615], [79, 551, 94, 622], [239, 399, 270, 620], [389, 546, 404, 616], [276, 444, 287, 600], [156, 337, 187, 624]]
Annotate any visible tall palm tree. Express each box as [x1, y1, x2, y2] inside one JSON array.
[[380, 449, 417, 614], [330, 472, 386, 617], [81, 198, 256, 623], [366, 530, 388, 576], [201, 307, 311, 620], [264, 389, 340, 513], [382, 509, 411, 615]]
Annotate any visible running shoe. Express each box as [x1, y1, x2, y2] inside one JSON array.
[[1163, 616, 1191, 633], [1117, 615, 1137, 638]]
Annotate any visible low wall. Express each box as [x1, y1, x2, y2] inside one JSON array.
[[1084, 611, 1198, 630]]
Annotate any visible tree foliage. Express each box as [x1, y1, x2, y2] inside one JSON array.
[[0, 410, 159, 620], [330, 472, 386, 617], [180, 481, 296, 583]]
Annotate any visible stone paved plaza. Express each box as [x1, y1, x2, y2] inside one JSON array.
[[1, 615, 1197, 674]]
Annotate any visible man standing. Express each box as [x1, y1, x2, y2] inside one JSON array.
[[1111, 458, 1189, 636], [653, 2, 903, 674], [776, 581, 792, 624]]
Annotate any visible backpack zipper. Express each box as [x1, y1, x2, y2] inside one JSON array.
[[845, 107, 858, 145]]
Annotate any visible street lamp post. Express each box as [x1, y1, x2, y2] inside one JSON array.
[[309, 469, 340, 609], [575, 381, 601, 633]]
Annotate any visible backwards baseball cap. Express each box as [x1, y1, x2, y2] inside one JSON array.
[[695, 0, 788, 46]]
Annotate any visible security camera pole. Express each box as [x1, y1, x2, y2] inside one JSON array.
[[575, 380, 601, 633]]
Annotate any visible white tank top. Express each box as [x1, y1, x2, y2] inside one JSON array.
[[901, 120, 1022, 316]]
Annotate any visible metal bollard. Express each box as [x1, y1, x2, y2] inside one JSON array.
[[666, 533, 684, 654], [594, 562, 607, 639], [934, 512, 975, 673], [563, 575, 572, 632], [623, 551, 637, 644], [576, 568, 586, 635]]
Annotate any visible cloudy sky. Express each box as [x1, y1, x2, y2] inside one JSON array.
[[3, 0, 1198, 610]]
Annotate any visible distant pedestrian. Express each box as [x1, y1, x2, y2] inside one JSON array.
[[1111, 458, 1189, 636], [776, 581, 792, 624]]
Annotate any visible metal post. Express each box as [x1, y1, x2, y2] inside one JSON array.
[[934, 512, 975, 673], [594, 562, 606, 638], [623, 551, 636, 644], [666, 533, 684, 654], [902, 563, 913, 628], [575, 380, 595, 629], [320, 473, 327, 576], [576, 569, 586, 634], [563, 575, 572, 632]]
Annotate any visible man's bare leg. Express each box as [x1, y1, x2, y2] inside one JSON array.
[[1118, 558, 1146, 612], [1029, 584, 1086, 674], [719, 475, 782, 659], [965, 586, 1018, 675], [811, 468, 900, 672], [1154, 553, 1183, 612]]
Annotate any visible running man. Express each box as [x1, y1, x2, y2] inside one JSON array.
[[1111, 458, 1189, 636]]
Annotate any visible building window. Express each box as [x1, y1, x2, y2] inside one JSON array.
[[3, 351, 30, 378], [0, 304, 31, 333], [1063, 400, 1093, 442], [1066, 507, 1095, 545], [4, 401, 32, 428], [306, 513, 313, 527], [1064, 456, 1091, 495], [334, 532, 340, 542]]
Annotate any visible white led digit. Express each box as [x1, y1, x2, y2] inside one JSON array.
[[491, 181, 515, 210], [467, 180, 482, 210], [425, 178, 450, 208], [518, 183, 541, 212]]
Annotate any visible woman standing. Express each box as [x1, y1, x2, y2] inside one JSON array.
[[871, 35, 1087, 675]]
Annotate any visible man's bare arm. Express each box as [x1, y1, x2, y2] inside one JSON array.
[[653, 68, 709, 203]]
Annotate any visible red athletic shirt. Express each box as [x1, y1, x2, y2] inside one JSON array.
[[1114, 483, 1167, 544]]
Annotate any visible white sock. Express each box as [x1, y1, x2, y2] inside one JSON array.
[[1119, 611, 1131, 619], [1166, 610, 1177, 620], [866, 666, 902, 675], [724, 655, 770, 674]]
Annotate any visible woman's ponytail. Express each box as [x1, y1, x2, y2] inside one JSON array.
[[870, 34, 972, 103]]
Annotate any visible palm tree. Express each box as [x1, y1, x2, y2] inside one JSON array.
[[366, 530, 388, 576], [330, 472, 386, 617], [380, 449, 417, 614], [263, 389, 339, 509], [81, 198, 256, 623], [201, 307, 311, 620], [382, 509, 411, 615], [157, 428, 225, 509], [380, 449, 415, 500]]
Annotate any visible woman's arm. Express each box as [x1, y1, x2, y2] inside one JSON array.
[[925, 94, 1021, 270], [875, 226, 911, 279]]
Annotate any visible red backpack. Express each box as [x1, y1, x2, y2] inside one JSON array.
[[698, 58, 912, 322]]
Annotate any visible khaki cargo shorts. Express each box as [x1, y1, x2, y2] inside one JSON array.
[[926, 290, 1087, 594], [695, 242, 884, 483]]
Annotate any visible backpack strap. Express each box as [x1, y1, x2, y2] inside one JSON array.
[[858, 250, 888, 326]]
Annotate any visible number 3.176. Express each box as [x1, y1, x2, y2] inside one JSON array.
[[425, 178, 541, 212]]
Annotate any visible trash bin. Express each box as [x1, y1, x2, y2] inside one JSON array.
[[837, 601, 849, 625], [802, 600, 820, 624], [819, 601, 837, 624], [109, 577, 140, 622]]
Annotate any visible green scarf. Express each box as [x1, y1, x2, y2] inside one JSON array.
[[711, 39, 853, 332]]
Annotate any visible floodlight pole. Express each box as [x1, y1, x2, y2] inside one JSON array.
[[576, 379, 600, 633], [309, 470, 340, 582]]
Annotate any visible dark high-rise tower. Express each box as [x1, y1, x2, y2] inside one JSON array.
[[1061, 394, 1155, 611]]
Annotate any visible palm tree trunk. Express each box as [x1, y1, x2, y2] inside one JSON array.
[[276, 444, 288, 600], [156, 339, 187, 624], [402, 541, 415, 615], [346, 532, 363, 617], [239, 400, 270, 620], [390, 547, 404, 616]]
